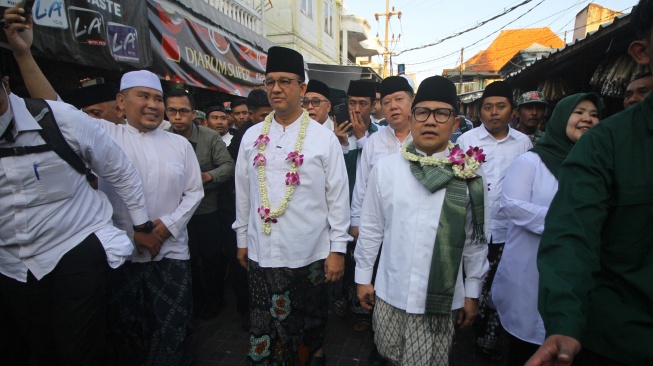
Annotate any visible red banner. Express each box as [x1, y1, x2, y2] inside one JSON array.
[[149, 0, 268, 97]]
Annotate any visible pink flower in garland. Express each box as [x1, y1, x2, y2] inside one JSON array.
[[448, 146, 466, 165], [258, 206, 278, 223], [285, 151, 304, 166], [466, 146, 486, 163], [285, 172, 301, 185], [254, 135, 270, 147], [253, 153, 267, 166]]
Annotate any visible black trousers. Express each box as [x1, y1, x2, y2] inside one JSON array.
[[0, 234, 108, 366], [188, 211, 227, 313], [217, 209, 249, 314]]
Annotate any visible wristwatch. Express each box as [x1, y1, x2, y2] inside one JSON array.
[[133, 220, 154, 233]]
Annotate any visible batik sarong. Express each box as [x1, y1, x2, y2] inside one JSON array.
[[247, 259, 328, 365]]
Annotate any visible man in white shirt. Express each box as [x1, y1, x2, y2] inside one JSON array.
[[349, 76, 414, 242], [355, 76, 489, 365], [0, 72, 149, 364], [233, 46, 350, 365], [100, 71, 203, 365], [455, 80, 532, 358], [303, 79, 333, 130]]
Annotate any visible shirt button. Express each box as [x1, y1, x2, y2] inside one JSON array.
[[15, 189, 21, 194], [16, 208, 23, 213], [7, 168, 13, 172]]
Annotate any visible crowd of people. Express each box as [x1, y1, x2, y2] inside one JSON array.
[[0, 0, 652, 365]]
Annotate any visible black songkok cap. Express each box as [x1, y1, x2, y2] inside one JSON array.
[[64, 82, 118, 109], [306, 79, 331, 99], [481, 81, 514, 107], [412, 76, 458, 113], [347, 80, 376, 100], [380, 76, 413, 100], [265, 46, 305, 79]]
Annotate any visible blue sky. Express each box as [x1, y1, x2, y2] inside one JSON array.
[[343, 0, 638, 84]]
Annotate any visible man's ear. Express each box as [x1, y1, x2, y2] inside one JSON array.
[[628, 39, 651, 66]]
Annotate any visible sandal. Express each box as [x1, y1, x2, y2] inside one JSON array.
[[352, 316, 371, 332]]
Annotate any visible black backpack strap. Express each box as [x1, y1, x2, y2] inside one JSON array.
[[0, 144, 51, 158], [23, 98, 94, 182]]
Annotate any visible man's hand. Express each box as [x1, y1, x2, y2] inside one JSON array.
[[201, 172, 213, 184], [333, 116, 351, 147], [152, 219, 172, 242], [357, 284, 375, 310], [349, 226, 359, 244], [457, 298, 479, 330], [3, 5, 33, 56], [133, 232, 163, 259], [237, 248, 248, 269], [324, 252, 344, 282], [350, 110, 367, 140], [525, 335, 581, 366]]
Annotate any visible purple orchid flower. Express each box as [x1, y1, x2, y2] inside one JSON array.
[[253, 153, 267, 166], [448, 146, 466, 165], [285, 172, 301, 186], [254, 135, 270, 147], [466, 146, 486, 163], [285, 151, 304, 166]]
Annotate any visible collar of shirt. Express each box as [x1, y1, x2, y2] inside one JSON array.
[[7, 94, 41, 134], [478, 124, 517, 142], [187, 123, 199, 144], [271, 113, 303, 133]]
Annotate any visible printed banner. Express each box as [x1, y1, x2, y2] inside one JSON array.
[[149, 0, 268, 96], [0, 0, 151, 69]]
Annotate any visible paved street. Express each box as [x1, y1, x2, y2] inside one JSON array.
[[194, 293, 377, 366], [193, 291, 504, 366]]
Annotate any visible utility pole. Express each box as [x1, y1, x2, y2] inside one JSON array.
[[459, 47, 464, 94], [375, 0, 401, 78]]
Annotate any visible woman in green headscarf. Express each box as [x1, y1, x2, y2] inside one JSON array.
[[490, 93, 601, 366]]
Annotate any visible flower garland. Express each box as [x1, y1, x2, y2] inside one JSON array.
[[254, 110, 310, 234], [401, 141, 486, 179]]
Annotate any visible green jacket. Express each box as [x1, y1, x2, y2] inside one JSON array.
[[166, 124, 234, 215], [538, 91, 653, 364]]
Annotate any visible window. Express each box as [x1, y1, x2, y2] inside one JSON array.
[[324, 1, 333, 37], [301, 0, 313, 18]]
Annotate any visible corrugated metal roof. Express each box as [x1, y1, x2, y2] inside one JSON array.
[[504, 13, 631, 80]]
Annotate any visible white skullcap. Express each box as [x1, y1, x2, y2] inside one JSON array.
[[400, 74, 415, 92], [120, 70, 163, 93]]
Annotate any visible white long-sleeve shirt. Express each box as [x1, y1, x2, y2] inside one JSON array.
[[95, 121, 204, 262], [491, 152, 558, 344], [355, 152, 489, 314], [350, 126, 412, 227], [0, 95, 148, 282], [456, 125, 532, 243], [232, 114, 351, 268]]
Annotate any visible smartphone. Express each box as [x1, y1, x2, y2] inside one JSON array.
[[81, 77, 105, 87], [20, 0, 35, 14], [331, 103, 352, 132]]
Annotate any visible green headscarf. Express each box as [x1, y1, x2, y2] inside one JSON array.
[[531, 92, 602, 178]]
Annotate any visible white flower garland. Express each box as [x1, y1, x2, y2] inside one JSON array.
[[401, 141, 485, 179], [254, 110, 310, 234]]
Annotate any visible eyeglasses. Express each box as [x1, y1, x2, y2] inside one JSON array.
[[263, 78, 302, 90], [301, 98, 329, 108], [412, 107, 455, 123], [165, 108, 193, 116]]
